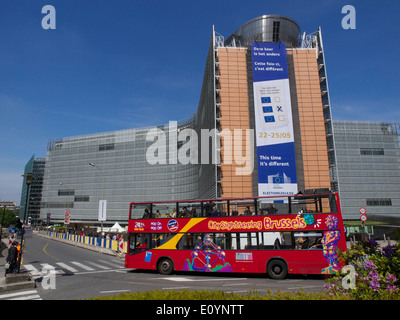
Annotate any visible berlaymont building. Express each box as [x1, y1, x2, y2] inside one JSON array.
[[23, 15, 399, 225]]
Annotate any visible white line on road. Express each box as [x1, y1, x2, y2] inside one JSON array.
[[56, 262, 79, 273], [10, 294, 42, 300], [70, 261, 95, 271], [23, 264, 42, 277], [98, 260, 124, 268], [74, 268, 126, 275], [40, 263, 65, 275], [222, 283, 250, 286], [0, 290, 38, 299], [100, 290, 131, 294], [85, 261, 111, 270], [156, 277, 248, 282]]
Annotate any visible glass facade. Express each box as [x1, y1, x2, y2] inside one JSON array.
[[333, 121, 400, 219], [40, 31, 219, 224], [225, 15, 301, 48], [20, 155, 45, 224]]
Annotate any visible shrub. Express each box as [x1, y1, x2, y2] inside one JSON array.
[[325, 240, 400, 300]]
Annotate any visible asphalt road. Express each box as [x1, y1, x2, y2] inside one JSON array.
[[9, 234, 326, 300]]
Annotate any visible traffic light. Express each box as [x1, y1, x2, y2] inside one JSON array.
[[15, 218, 22, 230], [15, 218, 24, 236]]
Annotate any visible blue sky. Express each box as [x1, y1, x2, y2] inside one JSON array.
[[1, 0, 399, 204]]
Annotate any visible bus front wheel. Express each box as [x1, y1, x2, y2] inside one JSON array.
[[267, 259, 288, 279], [157, 258, 174, 275]]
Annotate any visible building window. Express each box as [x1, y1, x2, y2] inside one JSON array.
[[99, 143, 115, 151], [58, 189, 75, 196], [366, 198, 392, 206], [74, 195, 90, 202], [360, 148, 384, 155], [273, 21, 280, 42]]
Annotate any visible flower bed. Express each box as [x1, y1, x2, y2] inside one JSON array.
[[324, 239, 400, 299]]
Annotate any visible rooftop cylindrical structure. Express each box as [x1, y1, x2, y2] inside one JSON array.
[[225, 15, 301, 48]]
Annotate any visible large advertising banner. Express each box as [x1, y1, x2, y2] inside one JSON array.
[[251, 42, 297, 198]]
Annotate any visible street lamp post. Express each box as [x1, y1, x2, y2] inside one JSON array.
[[18, 173, 35, 273], [89, 162, 105, 234]]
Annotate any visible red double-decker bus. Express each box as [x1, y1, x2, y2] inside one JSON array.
[[125, 192, 346, 279]]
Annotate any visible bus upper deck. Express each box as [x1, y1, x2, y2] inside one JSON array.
[[129, 192, 339, 220]]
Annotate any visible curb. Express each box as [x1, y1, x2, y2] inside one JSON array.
[[0, 274, 35, 293], [0, 240, 36, 294]]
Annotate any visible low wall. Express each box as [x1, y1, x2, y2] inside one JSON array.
[[37, 231, 127, 255]]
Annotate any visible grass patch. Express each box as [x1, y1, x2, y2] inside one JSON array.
[[88, 288, 350, 300]]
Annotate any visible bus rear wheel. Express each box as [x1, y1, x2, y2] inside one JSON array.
[[267, 259, 288, 279], [157, 258, 174, 275]]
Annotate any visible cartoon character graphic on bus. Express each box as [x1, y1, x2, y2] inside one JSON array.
[[183, 234, 232, 272], [321, 215, 341, 274]]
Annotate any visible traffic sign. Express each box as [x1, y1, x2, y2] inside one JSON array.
[[118, 238, 124, 254], [360, 214, 367, 222], [359, 207, 367, 215]]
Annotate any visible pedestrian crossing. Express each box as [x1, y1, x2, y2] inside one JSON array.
[[0, 289, 42, 300], [22, 259, 125, 279]]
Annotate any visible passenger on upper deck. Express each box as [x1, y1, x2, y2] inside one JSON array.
[[204, 201, 213, 217], [180, 207, 191, 218], [211, 206, 219, 217], [266, 204, 278, 215], [171, 208, 177, 218], [142, 208, 153, 219], [244, 206, 252, 216]]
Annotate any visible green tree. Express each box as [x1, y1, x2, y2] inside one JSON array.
[[0, 209, 19, 227]]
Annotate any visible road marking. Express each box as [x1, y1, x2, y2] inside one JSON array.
[[162, 286, 190, 290], [40, 263, 65, 275], [24, 260, 127, 278], [100, 290, 130, 294], [156, 277, 248, 282], [0, 290, 39, 300], [158, 277, 193, 282], [10, 294, 42, 300], [56, 262, 79, 273], [70, 261, 95, 271], [98, 259, 124, 268], [85, 261, 111, 270], [42, 242, 60, 261], [222, 283, 250, 286], [74, 268, 126, 275], [23, 264, 42, 277]]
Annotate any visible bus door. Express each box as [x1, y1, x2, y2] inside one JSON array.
[[128, 233, 151, 255], [293, 232, 324, 273]]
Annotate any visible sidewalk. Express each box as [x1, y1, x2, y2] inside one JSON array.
[[0, 237, 35, 293]]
